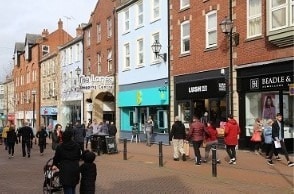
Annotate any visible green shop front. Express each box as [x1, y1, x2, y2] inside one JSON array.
[[118, 82, 169, 144]]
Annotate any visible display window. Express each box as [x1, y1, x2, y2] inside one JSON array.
[[245, 91, 293, 139]]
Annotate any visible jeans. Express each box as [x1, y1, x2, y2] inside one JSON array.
[[269, 140, 290, 161], [22, 140, 31, 157], [8, 142, 15, 156], [63, 186, 76, 194], [204, 140, 219, 160], [192, 140, 203, 163], [226, 145, 236, 160], [146, 131, 152, 146]]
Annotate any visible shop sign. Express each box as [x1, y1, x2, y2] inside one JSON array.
[[248, 73, 292, 91], [188, 85, 207, 93], [290, 84, 294, 96], [218, 83, 226, 91], [40, 107, 58, 115], [79, 75, 114, 91]]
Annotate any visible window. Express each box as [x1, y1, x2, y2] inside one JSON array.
[[124, 9, 130, 32], [124, 43, 130, 69], [97, 23, 101, 43], [52, 60, 55, 74], [291, 0, 294, 25], [180, 0, 190, 10], [107, 49, 113, 72], [69, 47, 73, 64], [25, 44, 31, 61], [181, 20, 190, 54], [87, 59, 91, 75], [151, 0, 160, 21], [136, 1, 144, 27], [52, 81, 56, 97], [107, 18, 112, 38], [129, 111, 134, 126], [26, 71, 30, 84], [269, 0, 288, 30], [151, 32, 160, 61], [63, 50, 67, 66], [76, 44, 80, 62], [244, 92, 293, 139], [42, 45, 49, 56], [247, 0, 262, 38], [206, 11, 217, 48], [97, 53, 102, 74], [86, 30, 91, 46], [137, 39, 144, 66]]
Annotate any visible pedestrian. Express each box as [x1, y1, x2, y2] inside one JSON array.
[[36, 125, 48, 156], [187, 115, 205, 165], [85, 122, 93, 149], [6, 124, 18, 159], [263, 119, 280, 160], [224, 114, 240, 165], [52, 124, 63, 151], [99, 120, 109, 135], [250, 118, 263, 155], [144, 116, 154, 147], [2, 121, 11, 150], [73, 121, 86, 153], [169, 116, 186, 161], [91, 119, 100, 135], [203, 121, 221, 164], [47, 123, 53, 139], [200, 112, 209, 127], [267, 113, 294, 167], [52, 130, 81, 194], [80, 150, 97, 194], [18, 121, 34, 158], [108, 121, 117, 137]]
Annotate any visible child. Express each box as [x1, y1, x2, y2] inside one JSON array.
[[80, 150, 97, 194], [6, 125, 18, 158]]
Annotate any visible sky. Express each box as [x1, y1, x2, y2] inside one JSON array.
[[0, 0, 98, 82]]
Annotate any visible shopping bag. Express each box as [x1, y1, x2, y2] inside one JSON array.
[[183, 141, 190, 157]]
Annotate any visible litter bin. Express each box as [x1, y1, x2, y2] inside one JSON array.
[[91, 135, 99, 153]]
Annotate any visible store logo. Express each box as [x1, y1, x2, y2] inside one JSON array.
[[188, 85, 207, 93], [218, 83, 226, 91], [250, 78, 259, 89]]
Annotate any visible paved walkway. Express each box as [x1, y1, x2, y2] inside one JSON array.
[[0, 140, 293, 194]]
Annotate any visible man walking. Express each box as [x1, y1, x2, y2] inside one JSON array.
[[267, 113, 294, 167], [73, 121, 86, 153], [18, 121, 34, 158], [169, 116, 186, 161]]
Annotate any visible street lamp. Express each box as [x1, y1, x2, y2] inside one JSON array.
[[31, 89, 36, 128], [219, 1, 239, 116], [151, 40, 167, 62], [75, 66, 81, 78]]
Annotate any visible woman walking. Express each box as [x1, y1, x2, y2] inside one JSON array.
[[36, 125, 48, 156], [52, 124, 63, 151], [6, 125, 18, 159]]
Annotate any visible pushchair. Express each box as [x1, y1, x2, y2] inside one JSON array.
[[43, 158, 62, 194]]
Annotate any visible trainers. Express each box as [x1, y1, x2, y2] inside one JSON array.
[[202, 159, 207, 163], [287, 162, 294, 167], [195, 162, 201, 166], [275, 156, 282, 161], [173, 158, 179, 161], [229, 158, 236, 164], [267, 160, 274, 166], [182, 154, 186, 161], [8, 154, 11, 159], [217, 159, 221, 164]]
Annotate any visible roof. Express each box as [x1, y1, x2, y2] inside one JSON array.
[[14, 42, 25, 53], [25, 33, 42, 45]]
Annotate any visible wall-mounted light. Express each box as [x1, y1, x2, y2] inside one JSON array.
[[219, 16, 239, 46], [75, 66, 81, 78], [151, 40, 167, 62]]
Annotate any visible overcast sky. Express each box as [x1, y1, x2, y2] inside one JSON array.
[[0, 0, 97, 82]]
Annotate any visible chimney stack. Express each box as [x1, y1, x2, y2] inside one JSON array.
[[58, 18, 63, 29], [42, 29, 49, 37], [76, 24, 83, 37]]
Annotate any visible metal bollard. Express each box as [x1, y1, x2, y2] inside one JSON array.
[[97, 137, 101, 156], [212, 144, 217, 177], [123, 138, 127, 160], [159, 141, 163, 167]]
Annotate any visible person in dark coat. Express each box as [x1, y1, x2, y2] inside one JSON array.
[[80, 150, 97, 194], [108, 122, 117, 137], [18, 121, 34, 158], [52, 130, 81, 194], [169, 116, 187, 161], [73, 121, 86, 153], [52, 124, 63, 151], [36, 125, 48, 156], [6, 125, 18, 158]]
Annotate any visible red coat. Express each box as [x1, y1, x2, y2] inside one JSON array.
[[224, 119, 240, 145], [205, 126, 218, 142], [187, 120, 205, 142]]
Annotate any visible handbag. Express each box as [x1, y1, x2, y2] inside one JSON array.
[[251, 131, 261, 142], [183, 141, 190, 157]]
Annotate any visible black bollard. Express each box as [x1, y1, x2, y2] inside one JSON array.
[[97, 137, 101, 156], [212, 144, 217, 177], [123, 138, 127, 160], [159, 141, 163, 167]]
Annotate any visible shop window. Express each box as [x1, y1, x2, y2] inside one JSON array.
[[129, 111, 134, 126], [245, 91, 293, 139]]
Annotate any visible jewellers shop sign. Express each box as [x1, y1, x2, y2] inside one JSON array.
[[247, 72, 293, 91], [79, 75, 114, 91]]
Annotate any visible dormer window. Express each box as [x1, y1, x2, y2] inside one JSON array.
[[42, 45, 50, 56], [25, 44, 31, 61]]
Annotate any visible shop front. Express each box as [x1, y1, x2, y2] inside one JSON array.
[[40, 106, 57, 129], [237, 60, 293, 152], [118, 80, 169, 144], [174, 70, 227, 128]]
